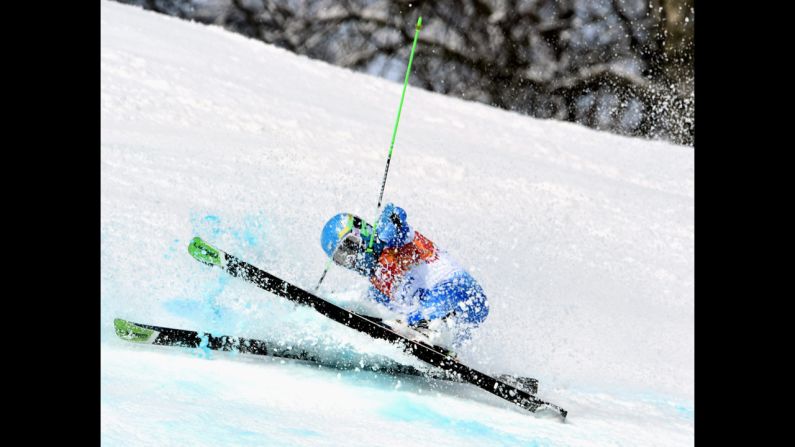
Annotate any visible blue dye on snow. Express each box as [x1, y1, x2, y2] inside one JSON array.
[[633, 392, 694, 422], [163, 273, 228, 324], [163, 238, 181, 260], [203, 274, 229, 321], [191, 213, 222, 239], [675, 404, 694, 421], [242, 227, 258, 247], [192, 213, 265, 246], [156, 418, 271, 446], [196, 333, 212, 358], [163, 298, 204, 319], [379, 396, 550, 447], [283, 427, 321, 438], [202, 214, 222, 238]]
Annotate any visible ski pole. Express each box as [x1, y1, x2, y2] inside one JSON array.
[[316, 16, 422, 291], [314, 257, 333, 291], [366, 16, 422, 252]]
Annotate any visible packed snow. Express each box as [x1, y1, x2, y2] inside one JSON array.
[[101, 1, 694, 445]]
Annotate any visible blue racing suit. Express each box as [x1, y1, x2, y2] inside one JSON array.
[[363, 204, 489, 345]]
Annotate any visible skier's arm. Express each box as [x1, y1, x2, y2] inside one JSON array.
[[376, 203, 414, 248]]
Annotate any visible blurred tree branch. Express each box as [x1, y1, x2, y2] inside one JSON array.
[[116, 0, 694, 145]]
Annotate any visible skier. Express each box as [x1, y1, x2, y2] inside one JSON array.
[[320, 203, 489, 348]]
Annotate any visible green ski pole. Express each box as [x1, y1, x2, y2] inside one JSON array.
[[315, 16, 423, 291], [366, 15, 422, 252]]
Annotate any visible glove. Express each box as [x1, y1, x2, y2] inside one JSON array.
[[376, 203, 413, 247]]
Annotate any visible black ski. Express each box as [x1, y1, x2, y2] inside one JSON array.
[[187, 237, 565, 419], [113, 318, 538, 394]]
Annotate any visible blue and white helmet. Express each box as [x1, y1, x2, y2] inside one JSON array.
[[320, 213, 376, 273]]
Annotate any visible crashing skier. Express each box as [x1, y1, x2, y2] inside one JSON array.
[[320, 203, 489, 349]]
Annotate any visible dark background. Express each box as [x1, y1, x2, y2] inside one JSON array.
[[115, 0, 694, 146]]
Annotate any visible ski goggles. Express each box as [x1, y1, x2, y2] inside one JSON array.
[[332, 231, 366, 270]]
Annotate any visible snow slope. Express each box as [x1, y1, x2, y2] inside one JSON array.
[[101, 1, 694, 445]]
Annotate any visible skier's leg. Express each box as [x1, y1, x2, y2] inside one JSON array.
[[408, 272, 488, 325], [406, 272, 489, 348], [447, 272, 489, 347], [408, 275, 468, 325]]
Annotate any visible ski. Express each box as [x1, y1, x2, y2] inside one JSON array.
[[115, 317, 293, 357], [113, 318, 538, 394], [113, 318, 427, 376], [187, 237, 565, 419]]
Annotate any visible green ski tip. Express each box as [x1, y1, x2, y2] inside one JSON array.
[[188, 237, 222, 266], [114, 318, 155, 343]]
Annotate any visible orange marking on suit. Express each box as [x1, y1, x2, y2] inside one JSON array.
[[370, 232, 438, 298]]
